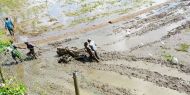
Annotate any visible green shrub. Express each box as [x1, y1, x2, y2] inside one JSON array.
[[0, 79, 27, 95]]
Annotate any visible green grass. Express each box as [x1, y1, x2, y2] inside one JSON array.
[[0, 29, 5, 36], [0, 30, 11, 53], [0, 79, 27, 95], [176, 43, 190, 52], [65, 1, 102, 17], [0, 0, 26, 13], [162, 53, 173, 62], [68, 12, 111, 27], [69, 16, 96, 27]]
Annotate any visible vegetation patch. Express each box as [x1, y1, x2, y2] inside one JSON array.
[[176, 43, 189, 52], [69, 12, 111, 27], [0, 79, 27, 95], [0, 30, 11, 53], [0, 0, 26, 13], [65, 1, 102, 17], [162, 53, 173, 62]]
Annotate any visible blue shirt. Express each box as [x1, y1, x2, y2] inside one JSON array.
[[5, 20, 14, 30]]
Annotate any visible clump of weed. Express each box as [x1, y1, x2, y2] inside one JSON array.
[[162, 53, 173, 62], [0, 79, 27, 95], [176, 43, 189, 52]]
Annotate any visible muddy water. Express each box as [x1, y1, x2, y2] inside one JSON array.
[[6, 0, 169, 37], [47, 0, 155, 26], [10, 0, 173, 45], [87, 70, 187, 95], [103, 60, 190, 82]]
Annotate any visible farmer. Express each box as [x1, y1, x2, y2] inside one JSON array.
[[5, 41, 23, 64], [4, 17, 14, 36], [87, 39, 99, 59], [11, 45, 23, 64], [24, 42, 37, 59], [84, 42, 99, 62]]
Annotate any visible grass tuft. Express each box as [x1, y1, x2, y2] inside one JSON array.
[[176, 43, 189, 52]]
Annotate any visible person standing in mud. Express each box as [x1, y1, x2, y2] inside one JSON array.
[[84, 42, 99, 62], [4, 17, 14, 36], [11, 45, 23, 64], [87, 39, 99, 59], [24, 42, 37, 59], [5, 41, 23, 64]]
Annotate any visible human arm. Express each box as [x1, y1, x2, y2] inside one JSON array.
[[17, 47, 26, 49], [15, 46, 26, 49]]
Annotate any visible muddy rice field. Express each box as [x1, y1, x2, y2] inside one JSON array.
[[1, 0, 190, 95]]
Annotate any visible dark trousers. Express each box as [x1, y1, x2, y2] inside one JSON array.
[[27, 49, 37, 59], [8, 28, 14, 36]]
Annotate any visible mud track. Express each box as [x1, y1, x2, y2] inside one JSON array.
[[130, 20, 190, 52], [99, 50, 190, 74], [80, 79, 134, 95], [77, 62, 190, 94]]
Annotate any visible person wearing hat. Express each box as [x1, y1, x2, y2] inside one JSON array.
[[87, 39, 99, 59]]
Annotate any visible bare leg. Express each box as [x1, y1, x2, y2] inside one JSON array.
[[94, 51, 99, 59]]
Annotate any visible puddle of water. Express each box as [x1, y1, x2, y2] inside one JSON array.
[[34, 0, 169, 27], [155, 2, 178, 14], [48, 1, 62, 17], [87, 70, 187, 95], [47, 1, 74, 25]]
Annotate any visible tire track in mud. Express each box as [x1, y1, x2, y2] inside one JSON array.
[[99, 50, 190, 74], [129, 20, 190, 52], [80, 79, 134, 95], [78, 63, 190, 95], [109, 3, 184, 46], [136, 14, 185, 36], [107, 13, 185, 47], [115, 1, 184, 36], [129, 12, 184, 37]]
